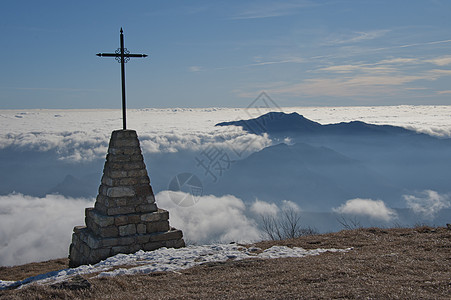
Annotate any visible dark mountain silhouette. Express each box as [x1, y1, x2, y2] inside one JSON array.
[[216, 111, 417, 137], [0, 147, 103, 197], [216, 142, 400, 210], [215, 112, 451, 210], [47, 174, 99, 198], [216, 112, 323, 135]]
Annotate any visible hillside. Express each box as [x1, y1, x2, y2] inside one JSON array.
[[1, 226, 450, 299]]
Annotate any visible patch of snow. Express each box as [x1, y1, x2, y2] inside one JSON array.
[[0, 244, 352, 290]]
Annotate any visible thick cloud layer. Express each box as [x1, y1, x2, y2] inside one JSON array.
[[0, 129, 271, 162], [0, 109, 274, 162], [1, 106, 451, 162], [333, 198, 398, 222], [403, 190, 451, 219], [156, 191, 261, 244], [0, 192, 265, 266], [1, 190, 448, 267], [0, 193, 94, 266]]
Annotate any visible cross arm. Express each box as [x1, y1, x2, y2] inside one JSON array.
[[97, 53, 148, 58], [96, 53, 117, 57], [125, 54, 148, 58]]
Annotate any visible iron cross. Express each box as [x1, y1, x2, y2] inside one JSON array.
[[97, 28, 148, 130]]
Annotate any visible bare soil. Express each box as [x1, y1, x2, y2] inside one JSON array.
[[1, 226, 450, 299]]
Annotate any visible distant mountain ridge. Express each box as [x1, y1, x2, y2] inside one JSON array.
[[216, 111, 418, 137], [214, 111, 451, 212], [215, 141, 399, 210]]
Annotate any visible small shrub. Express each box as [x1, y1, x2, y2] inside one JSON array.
[[260, 208, 318, 240]]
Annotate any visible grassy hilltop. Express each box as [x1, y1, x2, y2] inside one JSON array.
[[1, 226, 450, 299]]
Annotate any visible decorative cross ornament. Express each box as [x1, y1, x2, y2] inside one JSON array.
[[97, 28, 148, 130]]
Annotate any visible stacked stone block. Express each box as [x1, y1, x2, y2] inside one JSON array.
[[69, 130, 184, 267]]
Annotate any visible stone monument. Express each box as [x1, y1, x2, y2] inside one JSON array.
[[69, 130, 184, 267]]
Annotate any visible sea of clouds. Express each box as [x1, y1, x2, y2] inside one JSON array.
[[0, 190, 300, 266], [1, 189, 448, 266], [2, 106, 451, 161], [1, 105, 451, 266]]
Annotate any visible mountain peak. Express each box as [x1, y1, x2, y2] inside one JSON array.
[[216, 111, 322, 135]]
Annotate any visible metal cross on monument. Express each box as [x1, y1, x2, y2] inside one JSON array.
[[97, 28, 148, 130]]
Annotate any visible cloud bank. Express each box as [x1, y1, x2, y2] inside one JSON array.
[[0, 193, 308, 267], [0, 190, 448, 267], [0, 128, 271, 162], [0, 191, 265, 267], [0, 109, 275, 161], [333, 198, 397, 222], [1, 106, 451, 164], [0, 193, 94, 266], [156, 191, 261, 244], [403, 190, 451, 219], [3, 107, 451, 151]]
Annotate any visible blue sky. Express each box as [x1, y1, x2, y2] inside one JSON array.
[[1, 0, 451, 109]]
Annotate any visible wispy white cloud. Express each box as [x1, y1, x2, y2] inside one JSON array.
[[319, 57, 421, 74], [345, 74, 429, 86], [231, 0, 316, 20], [267, 74, 428, 98], [397, 39, 451, 49], [429, 69, 451, 76], [324, 30, 390, 45], [259, 52, 451, 99], [248, 58, 305, 67], [333, 198, 397, 222], [405, 87, 428, 91], [427, 55, 451, 66], [318, 57, 421, 75], [216, 56, 304, 70], [319, 64, 395, 74], [189, 66, 203, 72], [403, 190, 451, 219], [358, 39, 451, 54], [231, 32, 447, 101], [437, 90, 451, 94], [377, 58, 419, 65]]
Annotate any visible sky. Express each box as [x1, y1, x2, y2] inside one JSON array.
[[1, 0, 451, 109]]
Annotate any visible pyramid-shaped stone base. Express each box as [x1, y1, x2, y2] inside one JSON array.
[[69, 130, 184, 267]]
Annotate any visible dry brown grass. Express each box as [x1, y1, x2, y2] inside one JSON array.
[[0, 258, 68, 281], [1, 226, 450, 299]]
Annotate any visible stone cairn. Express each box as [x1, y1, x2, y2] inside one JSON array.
[[69, 130, 184, 267]]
